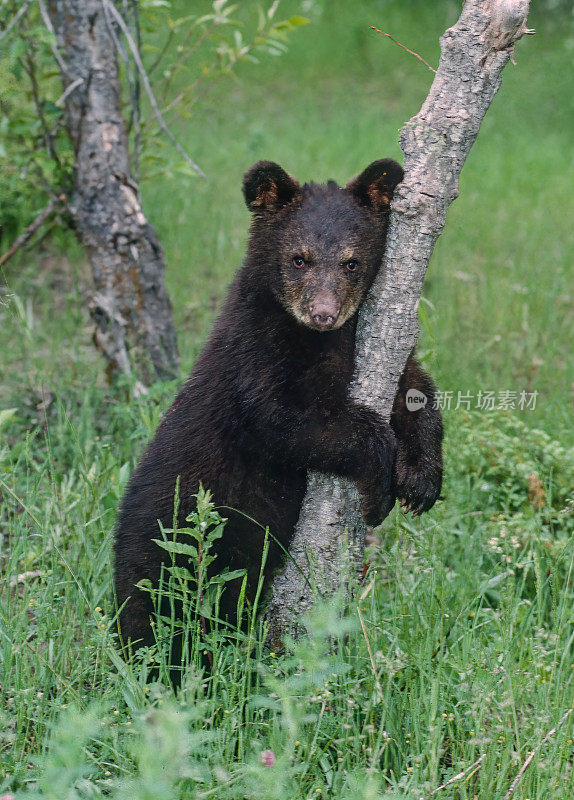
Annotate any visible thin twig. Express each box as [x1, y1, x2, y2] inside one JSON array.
[[102, 0, 140, 174], [0, 0, 34, 44], [102, 0, 136, 110], [159, 20, 215, 102], [55, 76, 84, 107], [147, 28, 175, 77], [370, 26, 436, 73], [0, 194, 66, 268], [127, 0, 142, 177], [25, 213, 61, 253], [420, 754, 486, 800], [23, 52, 62, 169], [37, 0, 67, 72], [504, 707, 573, 799], [101, 0, 206, 179]]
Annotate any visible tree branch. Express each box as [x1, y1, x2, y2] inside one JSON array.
[[101, 0, 206, 180], [267, 0, 534, 640], [504, 707, 573, 799], [421, 754, 486, 799], [0, 194, 65, 268], [37, 0, 67, 73], [0, 0, 34, 45], [370, 26, 436, 73]]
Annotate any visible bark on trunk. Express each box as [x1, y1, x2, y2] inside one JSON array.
[[47, 0, 179, 382], [267, 0, 533, 642]]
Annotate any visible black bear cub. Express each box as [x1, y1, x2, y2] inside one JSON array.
[[114, 159, 443, 651]]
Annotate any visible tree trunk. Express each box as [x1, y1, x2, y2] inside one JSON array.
[[47, 0, 179, 382], [267, 0, 533, 642]]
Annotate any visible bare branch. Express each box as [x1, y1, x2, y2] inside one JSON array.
[[0, 0, 34, 44], [37, 0, 67, 72], [370, 26, 436, 73], [55, 76, 84, 107], [23, 51, 62, 169], [0, 194, 66, 268], [100, 0, 206, 180], [125, 0, 142, 175], [146, 28, 175, 77], [420, 754, 486, 799], [102, 0, 140, 174], [504, 708, 573, 799]]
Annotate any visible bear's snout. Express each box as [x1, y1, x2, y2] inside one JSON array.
[[309, 293, 341, 330]]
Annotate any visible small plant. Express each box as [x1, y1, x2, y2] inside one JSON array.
[[132, 485, 248, 684]]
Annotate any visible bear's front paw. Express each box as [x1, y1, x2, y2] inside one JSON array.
[[357, 430, 397, 527], [351, 406, 397, 527], [392, 451, 442, 516]]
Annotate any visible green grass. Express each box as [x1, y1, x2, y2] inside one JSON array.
[[0, 0, 573, 797], [0, 397, 572, 797]]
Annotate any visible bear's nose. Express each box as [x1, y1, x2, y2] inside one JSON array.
[[310, 299, 340, 330]]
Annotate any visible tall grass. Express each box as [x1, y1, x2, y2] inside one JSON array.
[[0, 0, 573, 797], [0, 387, 572, 796]]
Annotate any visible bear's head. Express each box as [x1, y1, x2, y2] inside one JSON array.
[[243, 159, 403, 331]]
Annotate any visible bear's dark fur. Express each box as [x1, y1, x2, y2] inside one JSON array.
[[114, 159, 443, 651]]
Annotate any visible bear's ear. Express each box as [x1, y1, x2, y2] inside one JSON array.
[[346, 159, 404, 211], [243, 161, 300, 213]]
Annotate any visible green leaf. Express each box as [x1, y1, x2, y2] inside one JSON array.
[[153, 538, 198, 557], [166, 566, 196, 582], [207, 522, 227, 542], [209, 568, 246, 584]]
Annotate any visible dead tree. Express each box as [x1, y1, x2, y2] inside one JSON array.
[[267, 0, 534, 640], [46, 0, 179, 382]]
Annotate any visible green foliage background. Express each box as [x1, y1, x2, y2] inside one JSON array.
[[0, 0, 573, 797]]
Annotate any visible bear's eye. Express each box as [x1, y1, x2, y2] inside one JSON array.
[[292, 256, 306, 269], [344, 260, 359, 272]]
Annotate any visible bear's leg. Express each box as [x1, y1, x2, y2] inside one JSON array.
[[116, 570, 189, 685], [390, 353, 443, 515], [117, 587, 155, 650]]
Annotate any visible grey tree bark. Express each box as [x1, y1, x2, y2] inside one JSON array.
[[47, 0, 179, 382], [267, 0, 534, 642]]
